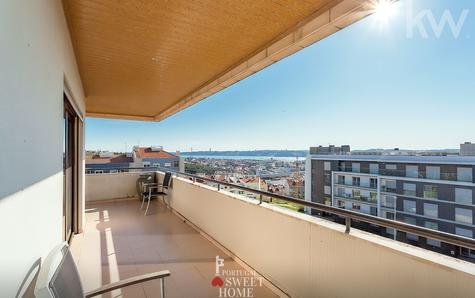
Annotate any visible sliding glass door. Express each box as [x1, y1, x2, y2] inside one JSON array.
[[63, 95, 78, 241]]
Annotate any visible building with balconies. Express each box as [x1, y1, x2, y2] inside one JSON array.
[[306, 153, 475, 259], [2, 1, 475, 297]]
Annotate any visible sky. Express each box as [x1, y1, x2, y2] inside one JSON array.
[[86, 0, 475, 152]]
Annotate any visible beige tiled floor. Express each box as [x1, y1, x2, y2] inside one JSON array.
[[70, 199, 279, 298]]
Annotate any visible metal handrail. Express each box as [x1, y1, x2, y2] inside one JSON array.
[[85, 166, 162, 172], [85, 166, 475, 251]]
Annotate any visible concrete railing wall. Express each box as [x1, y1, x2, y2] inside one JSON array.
[[156, 173, 475, 298], [85, 172, 475, 297], [85, 172, 144, 201]]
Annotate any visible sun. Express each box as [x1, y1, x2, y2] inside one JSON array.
[[376, 0, 396, 17], [371, 0, 398, 27]]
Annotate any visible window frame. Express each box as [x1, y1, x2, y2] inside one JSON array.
[[423, 202, 438, 218], [403, 200, 417, 214], [455, 207, 473, 224]]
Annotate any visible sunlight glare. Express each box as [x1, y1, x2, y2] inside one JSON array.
[[372, 0, 397, 28]]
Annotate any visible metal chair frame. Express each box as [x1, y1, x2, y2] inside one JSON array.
[[141, 172, 172, 215]]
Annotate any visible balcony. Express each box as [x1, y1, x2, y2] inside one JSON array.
[[381, 186, 397, 193], [3, 1, 475, 297], [338, 167, 470, 183], [72, 199, 277, 297], [79, 171, 475, 297], [334, 193, 377, 205], [333, 181, 378, 191]]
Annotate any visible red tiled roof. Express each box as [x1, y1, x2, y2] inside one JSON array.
[[86, 154, 133, 164], [135, 147, 177, 159], [110, 155, 134, 163], [240, 177, 259, 184]]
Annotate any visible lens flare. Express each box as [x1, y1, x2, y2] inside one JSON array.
[[371, 0, 397, 28]]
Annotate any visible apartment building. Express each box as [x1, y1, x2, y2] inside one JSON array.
[[86, 146, 184, 173], [310, 144, 351, 155], [461, 142, 475, 156], [85, 152, 134, 173], [306, 153, 475, 258], [131, 146, 183, 171]]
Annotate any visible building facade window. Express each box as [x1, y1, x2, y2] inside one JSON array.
[[456, 227, 473, 239], [423, 203, 438, 218], [406, 165, 418, 178], [352, 203, 361, 210], [381, 179, 396, 193], [382, 211, 395, 220], [370, 178, 377, 188], [352, 189, 361, 198], [424, 221, 440, 247], [385, 164, 397, 170], [455, 188, 473, 205], [426, 166, 440, 180], [381, 195, 396, 208], [352, 176, 360, 186], [455, 227, 475, 258], [403, 216, 418, 241], [369, 163, 379, 174], [337, 175, 345, 184], [352, 163, 360, 173], [455, 208, 473, 224], [370, 192, 377, 202], [457, 167, 473, 182], [324, 186, 331, 195], [337, 200, 345, 208], [324, 161, 331, 171], [403, 183, 416, 196], [370, 206, 378, 216], [324, 173, 331, 185], [423, 185, 438, 199], [324, 197, 332, 206], [340, 162, 346, 171], [336, 187, 345, 197], [403, 200, 416, 213]]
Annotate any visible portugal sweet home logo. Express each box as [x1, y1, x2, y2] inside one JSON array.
[[211, 256, 263, 297]]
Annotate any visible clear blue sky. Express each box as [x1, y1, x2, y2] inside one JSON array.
[[86, 0, 474, 152]]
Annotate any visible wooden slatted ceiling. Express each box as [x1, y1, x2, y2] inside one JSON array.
[[63, 0, 373, 121]]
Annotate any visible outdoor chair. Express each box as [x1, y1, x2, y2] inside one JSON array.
[[34, 242, 170, 298], [136, 172, 155, 202], [141, 172, 172, 215]]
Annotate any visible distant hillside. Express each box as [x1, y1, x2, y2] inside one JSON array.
[[182, 150, 308, 157], [182, 148, 460, 158]]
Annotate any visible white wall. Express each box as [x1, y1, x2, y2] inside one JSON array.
[[159, 174, 475, 298], [85, 172, 143, 202], [0, 0, 85, 296]]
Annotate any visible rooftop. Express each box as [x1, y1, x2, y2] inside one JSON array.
[[86, 154, 134, 164], [135, 147, 178, 159], [309, 154, 475, 165]]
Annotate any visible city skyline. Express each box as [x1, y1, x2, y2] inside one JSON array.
[[86, 0, 475, 152]]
